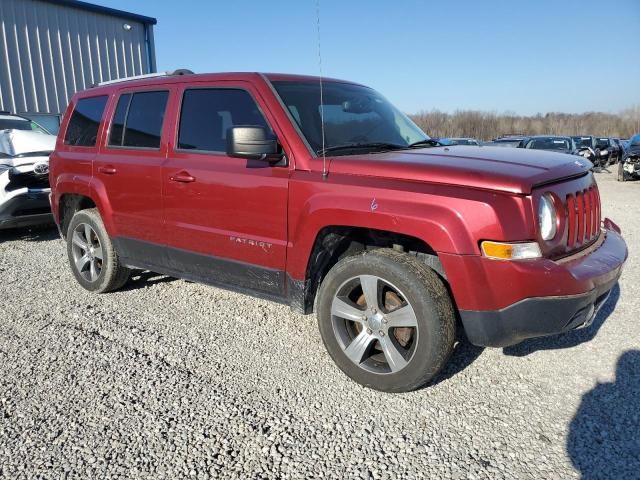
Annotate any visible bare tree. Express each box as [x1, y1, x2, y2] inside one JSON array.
[[410, 106, 640, 140]]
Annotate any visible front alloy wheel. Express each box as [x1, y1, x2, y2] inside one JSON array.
[[331, 275, 418, 374], [317, 249, 455, 392]]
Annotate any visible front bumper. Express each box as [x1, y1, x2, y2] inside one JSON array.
[[454, 224, 627, 347], [0, 189, 53, 229], [460, 276, 616, 347]]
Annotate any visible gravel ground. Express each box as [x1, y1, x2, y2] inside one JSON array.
[[0, 172, 638, 479]]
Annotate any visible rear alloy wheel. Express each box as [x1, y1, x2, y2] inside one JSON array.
[[66, 208, 130, 293], [71, 223, 104, 283], [317, 249, 455, 392]]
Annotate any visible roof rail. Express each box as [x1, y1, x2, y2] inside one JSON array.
[[94, 69, 194, 87]]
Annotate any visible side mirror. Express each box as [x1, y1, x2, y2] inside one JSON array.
[[226, 126, 280, 161]]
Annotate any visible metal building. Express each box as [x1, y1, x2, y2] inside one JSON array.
[[0, 0, 157, 133]]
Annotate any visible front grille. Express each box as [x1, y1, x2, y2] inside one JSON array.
[[6, 170, 50, 192], [565, 185, 600, 249]]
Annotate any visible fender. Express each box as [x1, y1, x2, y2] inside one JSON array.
[[53, 173, 117, 236], [51, 172, 92, 222], [286, 176, 533, 280]]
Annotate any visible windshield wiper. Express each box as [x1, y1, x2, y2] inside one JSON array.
[[406, 139, 444, 149], [317, 142, 406, 156]]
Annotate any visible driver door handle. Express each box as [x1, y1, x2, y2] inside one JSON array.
[[170, 171, 196, 183]]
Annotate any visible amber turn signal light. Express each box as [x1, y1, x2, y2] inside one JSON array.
[[481, 241, 542, 260]]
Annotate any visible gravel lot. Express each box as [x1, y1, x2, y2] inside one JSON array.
[[0, 172, 638, 479]]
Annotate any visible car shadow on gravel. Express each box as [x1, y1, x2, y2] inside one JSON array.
[[568, 349, 640, 479], [121, 270, 177, 291], [427, 337, 485, 387], [502, 283, 620, 357], [0, 224, 58, 243]]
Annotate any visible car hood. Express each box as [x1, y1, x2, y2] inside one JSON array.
[[626, 145, 640, 156], [0, 129, 56, 157], [327, 145, 593, 194]]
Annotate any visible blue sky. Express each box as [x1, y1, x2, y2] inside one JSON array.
[[103, 0, 639, 115]]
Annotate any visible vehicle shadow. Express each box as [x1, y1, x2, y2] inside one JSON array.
[[503, 283, 620, 357], [0, 224, 58, 243], [567, 350, 640, 479], [121, 270, 177, 291], [427, 336, 485, 387]]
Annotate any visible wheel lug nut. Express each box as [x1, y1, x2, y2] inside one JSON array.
[[379, 330, 385, 336], [366, 328, 372, 334]]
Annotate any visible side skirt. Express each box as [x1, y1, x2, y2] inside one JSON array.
[[113, 237, 307, 312]]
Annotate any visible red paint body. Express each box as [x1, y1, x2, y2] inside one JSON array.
[[49, 73, 627, 315]]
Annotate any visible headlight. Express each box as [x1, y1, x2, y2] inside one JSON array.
[[538, 194, 557, 241], [600, 149, 609, 155]]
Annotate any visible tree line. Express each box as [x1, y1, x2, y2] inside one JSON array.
[[409, 106, 640, 141]]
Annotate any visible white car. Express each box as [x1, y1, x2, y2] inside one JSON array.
[[0, 115, 56, 229]]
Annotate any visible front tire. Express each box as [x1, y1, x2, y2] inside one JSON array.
[[617, 160, 626, 182], [317, 249, 455, 392], [66, 208, 130, 293]]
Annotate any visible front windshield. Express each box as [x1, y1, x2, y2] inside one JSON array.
[[596, 138, 610, 148], [526, 138, 571, 150], [271, 81, 429, 155], [0, 117, 49, 134], [490, 140, 521, 147], [572, 136, 593, 148], [449, 139, 477, 145]]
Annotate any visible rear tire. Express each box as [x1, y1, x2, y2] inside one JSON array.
[[66, 208, 130, 293], [316, 249, 455, 392]]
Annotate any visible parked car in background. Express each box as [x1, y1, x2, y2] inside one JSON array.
[[618, 133, 640, 181], [49, 71, 627, 392], [0, 128, 55, 229], [612, 138, 625, 157], [518, 136, 578, 155], [487, 135, 527, 147], [595, 137, 621, 166], [620, 139, 630, 152], [440, 137, 479, 146], [0, 111, 51, 135], [571, 135, 600, 164]]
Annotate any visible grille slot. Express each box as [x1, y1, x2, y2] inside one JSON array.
[[565, 185, 600, 249]]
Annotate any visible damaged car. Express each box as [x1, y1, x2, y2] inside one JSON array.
[[618, 133, 640, 182], [0, 128, 56, 229]]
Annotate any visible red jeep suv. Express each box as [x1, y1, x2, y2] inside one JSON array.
[[49, 71, 627, 392]]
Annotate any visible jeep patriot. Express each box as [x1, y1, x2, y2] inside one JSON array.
[[49, 71, 628, 392]]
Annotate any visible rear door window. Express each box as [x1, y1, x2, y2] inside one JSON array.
[[64, 96, 108, 146], [108, 91, 169, 149], [108, 93, 131, 146], [177, 88, 271, 153]]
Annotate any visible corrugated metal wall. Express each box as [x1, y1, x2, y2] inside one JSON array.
[[0, 0, 154, 115]]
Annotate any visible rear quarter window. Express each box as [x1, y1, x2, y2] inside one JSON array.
[[64, 96, 108, 146]]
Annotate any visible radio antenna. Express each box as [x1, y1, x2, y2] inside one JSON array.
[[316, 0, 328, 179]]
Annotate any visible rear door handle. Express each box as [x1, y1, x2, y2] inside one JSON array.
[[170, 171, 196, 183], [98, 166, 117, 175]]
